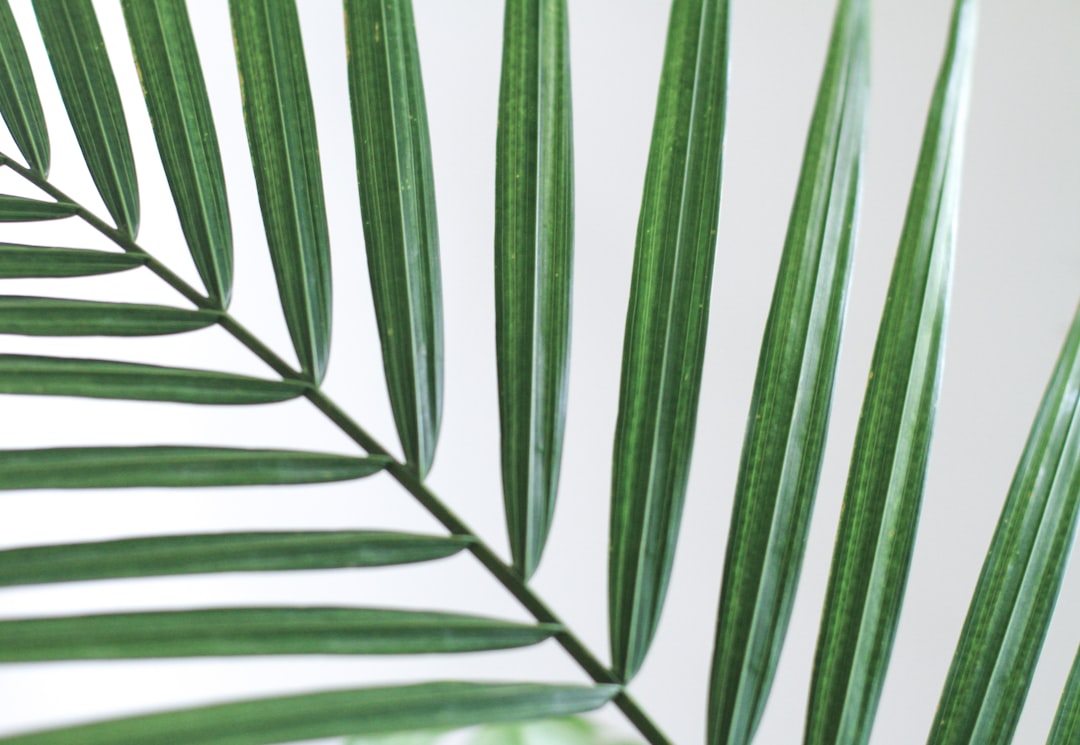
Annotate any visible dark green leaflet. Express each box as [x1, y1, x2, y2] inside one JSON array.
[[494, 0, 574, 579], [345, 0, 444, 476], [608, 0, 730, 682], [32, 0, 139, 235], [0, 297, 219, 336], [0, 194, 77, 221], [0, 0, 49, 174], [0, 244, 144, 277]]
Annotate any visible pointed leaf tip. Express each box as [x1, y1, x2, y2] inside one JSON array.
[[609, 0, 730, 681], [231, 0, 332, 380], [495, 0, 574, 579]]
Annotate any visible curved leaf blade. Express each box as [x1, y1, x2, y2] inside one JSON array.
[[0, 607, 560, 661], [0, 531, 471, 587], [927, 304, 1080, 745], [230, 0, 332, 382], [0, 297, 219, 336], [32, 0, 139, 235], [123, 0, 233, 307], [0, 194, 77, 221], [608, 0, 730, 681], [805, 3, 978, 744], [706, 2, 870, 742], [495, 0, 574, 580], [0, 682, 618, 745], [1048, 647, 1080, 745], [345, 0, 444, 476], [0, 0, 49, 174], [0, 243, 144, 277], [0, 446, 390, 490], [0, 354, 306, 404]]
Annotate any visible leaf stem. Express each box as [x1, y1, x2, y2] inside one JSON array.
[[1, 152, 673, 745]]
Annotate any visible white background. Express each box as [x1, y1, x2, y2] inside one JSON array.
[[0, 1, 1078, 743]]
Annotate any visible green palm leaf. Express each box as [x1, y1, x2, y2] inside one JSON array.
[[805, 2, 978, 743], [345, 0, 444, 476], [123, 0, 233, 307], [0, 297, 218, 336], [926, 303, 1080, 745], [707, 1, 870, 742], [0, 0, 49, 175], [0, 682, 619, 745], [0, 354, 305, 403], [0, 447, 389, 489], [0, 194, 77, 220], [230, 0, 332, 382], [1048, 647, 1080, 745], [495, 0, 574, 580], [0, 531, 471, 587], [0, 243, 144, 277], [608, 0, 730, 682], [0, 607, 559, 661], [32, 0, 139, 236]]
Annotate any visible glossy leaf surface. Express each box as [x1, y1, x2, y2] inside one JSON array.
[[495, 0, 574, 579], [0, 194, 77, 221], [33, 0, 139, 235], [608, 0, 730, 681], [927, 304, 1080, 745], [0, 354, 306, 404], [0, 243, 144, 277], [0, 446, 389, 489], [0, 0, 49, 174], [806, 3, 977, 744], [345, 0, 444, 475], [0, 682, 618, 745], [0, 607, 559, 661], [123, 0, 233, 306], [707, 1, 870, 742], [0, 297, 219, 336], [231, 0, 332, 381], [0, 531, 471, 587]]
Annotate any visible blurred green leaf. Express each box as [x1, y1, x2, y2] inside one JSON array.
[[806, 2, 977, 744], [0, 682, 619, 745], [608, 0, 730, 682]]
